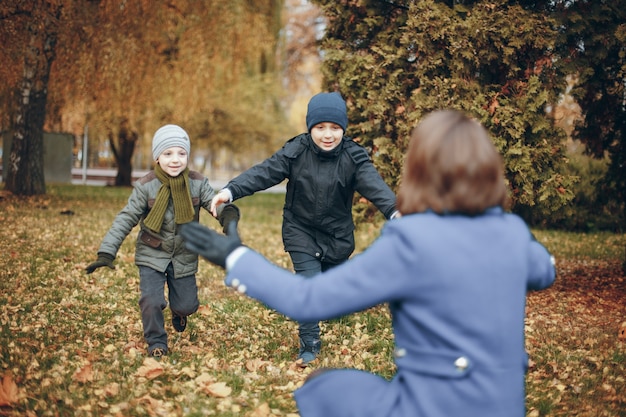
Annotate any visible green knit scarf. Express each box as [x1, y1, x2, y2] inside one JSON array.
[[144, 165, 194, 233]]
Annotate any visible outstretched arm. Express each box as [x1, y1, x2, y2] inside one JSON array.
[[180, 221, 243, 268], [181, 218, 412, 323]]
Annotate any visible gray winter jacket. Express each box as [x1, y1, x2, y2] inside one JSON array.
[[98, 170, 216, 278]]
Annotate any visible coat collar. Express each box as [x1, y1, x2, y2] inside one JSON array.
[[306, 134, 349, 159]]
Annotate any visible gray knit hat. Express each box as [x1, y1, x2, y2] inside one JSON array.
[[305, 92, 348, 132], [152, 124, 191, 160]]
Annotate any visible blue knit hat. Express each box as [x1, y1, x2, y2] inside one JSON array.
[[305, 92, 348, 132]]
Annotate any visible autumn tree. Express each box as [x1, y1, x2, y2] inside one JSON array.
[[1, 0, 287, 193], [311, 0, 575, 218], [0, 1, 63, 195], [50, 0, 289, 174], [554, 1, 626, 230]]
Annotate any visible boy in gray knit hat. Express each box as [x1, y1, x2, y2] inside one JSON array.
[[209, 92, 398, 366], [86, 124, 240, 358]]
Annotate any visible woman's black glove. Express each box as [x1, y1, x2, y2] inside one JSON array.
[[217, 203, 240, 234], [180, 221, 242, 268], [85, 253, 115, 274]]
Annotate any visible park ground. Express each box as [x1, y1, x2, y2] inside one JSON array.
[[0, 185, 624, 416]]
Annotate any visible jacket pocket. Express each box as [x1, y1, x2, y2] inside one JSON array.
[[139, 229, 162, 249]]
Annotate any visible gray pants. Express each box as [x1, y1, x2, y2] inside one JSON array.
[[138, 263, 199, 351]]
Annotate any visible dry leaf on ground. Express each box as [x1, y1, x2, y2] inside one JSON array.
[[245, 358, 270, 372], [200, 381, 232, 398], [248, 402, 271, 417], [72, 362, 94, 383], [0, 373, 19, 406], [135, 358, 165, 380]]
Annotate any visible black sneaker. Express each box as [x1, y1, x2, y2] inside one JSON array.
[[149, 347, 167, 358], [172, 315, 187, 332]]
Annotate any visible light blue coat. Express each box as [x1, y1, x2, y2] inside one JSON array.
[[225, 207, 556, 417]]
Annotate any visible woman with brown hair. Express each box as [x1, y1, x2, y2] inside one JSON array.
[[181, 109, 556, 417]]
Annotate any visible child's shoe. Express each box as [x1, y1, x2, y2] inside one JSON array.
[[172, 315, 187, 332], [297, 338, 321, 366], [297, 348, 317, 365], [149, 346, 167, 359]]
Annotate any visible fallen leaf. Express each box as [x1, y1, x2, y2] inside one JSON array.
[[249, 402, 271, 417], [197, 305, 213, 315], [103, 382, 119, 397], [179, 366, 196, 378], [201, 381, 231, 398], [245, 358, 269, 372], [0, 373, 19, 406], [137, 394, 168, 415], [135, 358, 164, 379], [194, 372, 214, 385], [73, 362, 94, 383]]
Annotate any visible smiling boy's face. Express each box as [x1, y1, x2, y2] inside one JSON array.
[[310, 122, 343, 151], [156, 146, 188, 177]]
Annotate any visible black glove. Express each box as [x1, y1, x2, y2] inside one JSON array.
[[217, 203, 240, 234], [85, 253, 115, 274], [180, 221, 242, 268]]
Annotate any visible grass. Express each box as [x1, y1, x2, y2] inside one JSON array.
[[535, 229, 624, 260], [0, 184, 624, 416]]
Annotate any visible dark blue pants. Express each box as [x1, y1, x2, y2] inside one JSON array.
[[138, 263, 199, 351], [289, 251, 338, 353]]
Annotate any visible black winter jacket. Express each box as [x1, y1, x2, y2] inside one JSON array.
[[226, 134, 397, 264]]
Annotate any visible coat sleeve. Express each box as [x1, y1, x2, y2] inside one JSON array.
[[526, 239, 556, 291], [348, 144, 397, 219], [225, 223, 413, 322], [98, 185, 147, 256], [226, 137, 304, 200]]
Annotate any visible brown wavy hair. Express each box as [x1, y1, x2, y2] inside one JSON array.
[[397, 110, 509, 216]]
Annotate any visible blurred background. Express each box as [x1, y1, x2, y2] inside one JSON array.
[[1, 0, 624, 232]]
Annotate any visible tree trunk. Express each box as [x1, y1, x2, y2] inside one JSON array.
[[4, 4, 60, 196], [109, 119, 138, 187]]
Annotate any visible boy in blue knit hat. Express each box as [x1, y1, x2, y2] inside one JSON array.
[[210, 92, 398, 366]]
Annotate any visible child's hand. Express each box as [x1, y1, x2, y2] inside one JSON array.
[[180, 221, 242, 268], [210, 191, 231, 217], [85, 253, 115, 274]]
